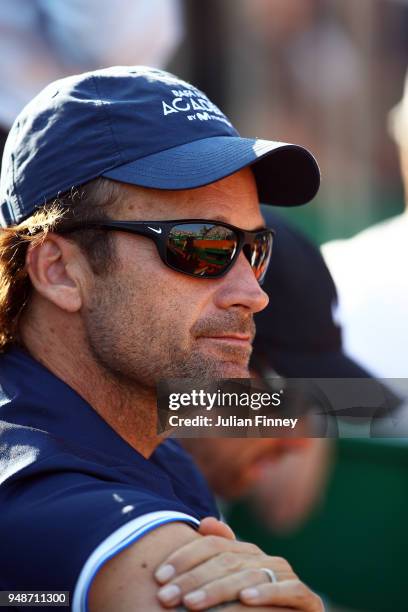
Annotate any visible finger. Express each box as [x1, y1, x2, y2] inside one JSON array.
[[157, 552, 266, 608], [174, 555, 294, 598], [160, 555, 268, 607], [181, 568, 274, 610], [158, 554, 295, 608], [198, 517, 236, 540], [155, 535, 260, 585], [240, 579, 324, 611]]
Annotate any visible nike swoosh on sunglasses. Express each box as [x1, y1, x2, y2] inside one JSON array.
[[58, 219, 275, 283]]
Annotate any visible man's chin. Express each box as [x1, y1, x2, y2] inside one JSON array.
[[193, 343, 252, 379], [181, 362, 250, 380], [195, 354, 250, 379], [216, 362, 250, 379], [170, 347, 251, 380]]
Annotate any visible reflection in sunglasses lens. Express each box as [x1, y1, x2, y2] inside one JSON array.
[[166, 223, 273, 281], [167, 223, 237, 277], [253, 232, 273, 283]]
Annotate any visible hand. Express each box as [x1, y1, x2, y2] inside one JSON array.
[[155, 518, 323, 611]]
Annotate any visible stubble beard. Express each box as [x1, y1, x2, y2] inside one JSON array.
[[85, 319, 251, 389], [83, 280, 254, 391], [167, 342, 252, 380]]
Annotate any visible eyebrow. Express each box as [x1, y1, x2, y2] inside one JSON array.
[[210, 214, 232, 223], [210, 214, 266, 230], [121, 212, 267, 231]]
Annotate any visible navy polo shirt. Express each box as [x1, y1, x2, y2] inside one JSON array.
[[0, 347, 219, 611]]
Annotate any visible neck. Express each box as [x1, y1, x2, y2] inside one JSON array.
[[19, 305, 163, 458]]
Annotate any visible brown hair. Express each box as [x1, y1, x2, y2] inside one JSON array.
[[0, 177, 125, 352]]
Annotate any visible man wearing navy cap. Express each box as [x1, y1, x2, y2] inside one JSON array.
[[0, 66, 322, 611]]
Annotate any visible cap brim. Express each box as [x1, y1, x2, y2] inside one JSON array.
[[102, 136, 320, 207], [252, 346, 402, 410], [253, 345, 374, 379]]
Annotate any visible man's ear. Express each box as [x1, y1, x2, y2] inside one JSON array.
[[26, 233, 88, 313]]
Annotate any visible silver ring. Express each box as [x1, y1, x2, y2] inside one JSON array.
[[261, 567, 278, 584]]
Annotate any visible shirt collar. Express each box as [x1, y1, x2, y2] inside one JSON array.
[[0, 345, 160, 467]]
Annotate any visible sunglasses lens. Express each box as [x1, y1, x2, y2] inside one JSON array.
[[251, 231, 274, 284], [166, 223, 238, 277]]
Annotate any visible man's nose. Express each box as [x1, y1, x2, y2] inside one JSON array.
[[213, 252, 270, 313]]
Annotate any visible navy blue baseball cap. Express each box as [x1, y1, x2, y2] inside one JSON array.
[[0, 66, 320, 227]]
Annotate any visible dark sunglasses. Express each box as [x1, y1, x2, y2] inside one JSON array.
[[59, 219, 275, 283]]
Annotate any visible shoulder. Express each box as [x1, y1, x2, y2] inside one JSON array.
[[0, 423, 204, 593], [87, 521, 199, 612], [0, 439, 202, 599]]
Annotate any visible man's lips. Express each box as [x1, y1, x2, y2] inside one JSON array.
[[198, 334, 253, 345]]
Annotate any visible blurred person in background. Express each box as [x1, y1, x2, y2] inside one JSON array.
[[250, 208, 401, 528], [322, 70, 408, 395], [184, 209, 394, 534], [0, 0, 183, 160]]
